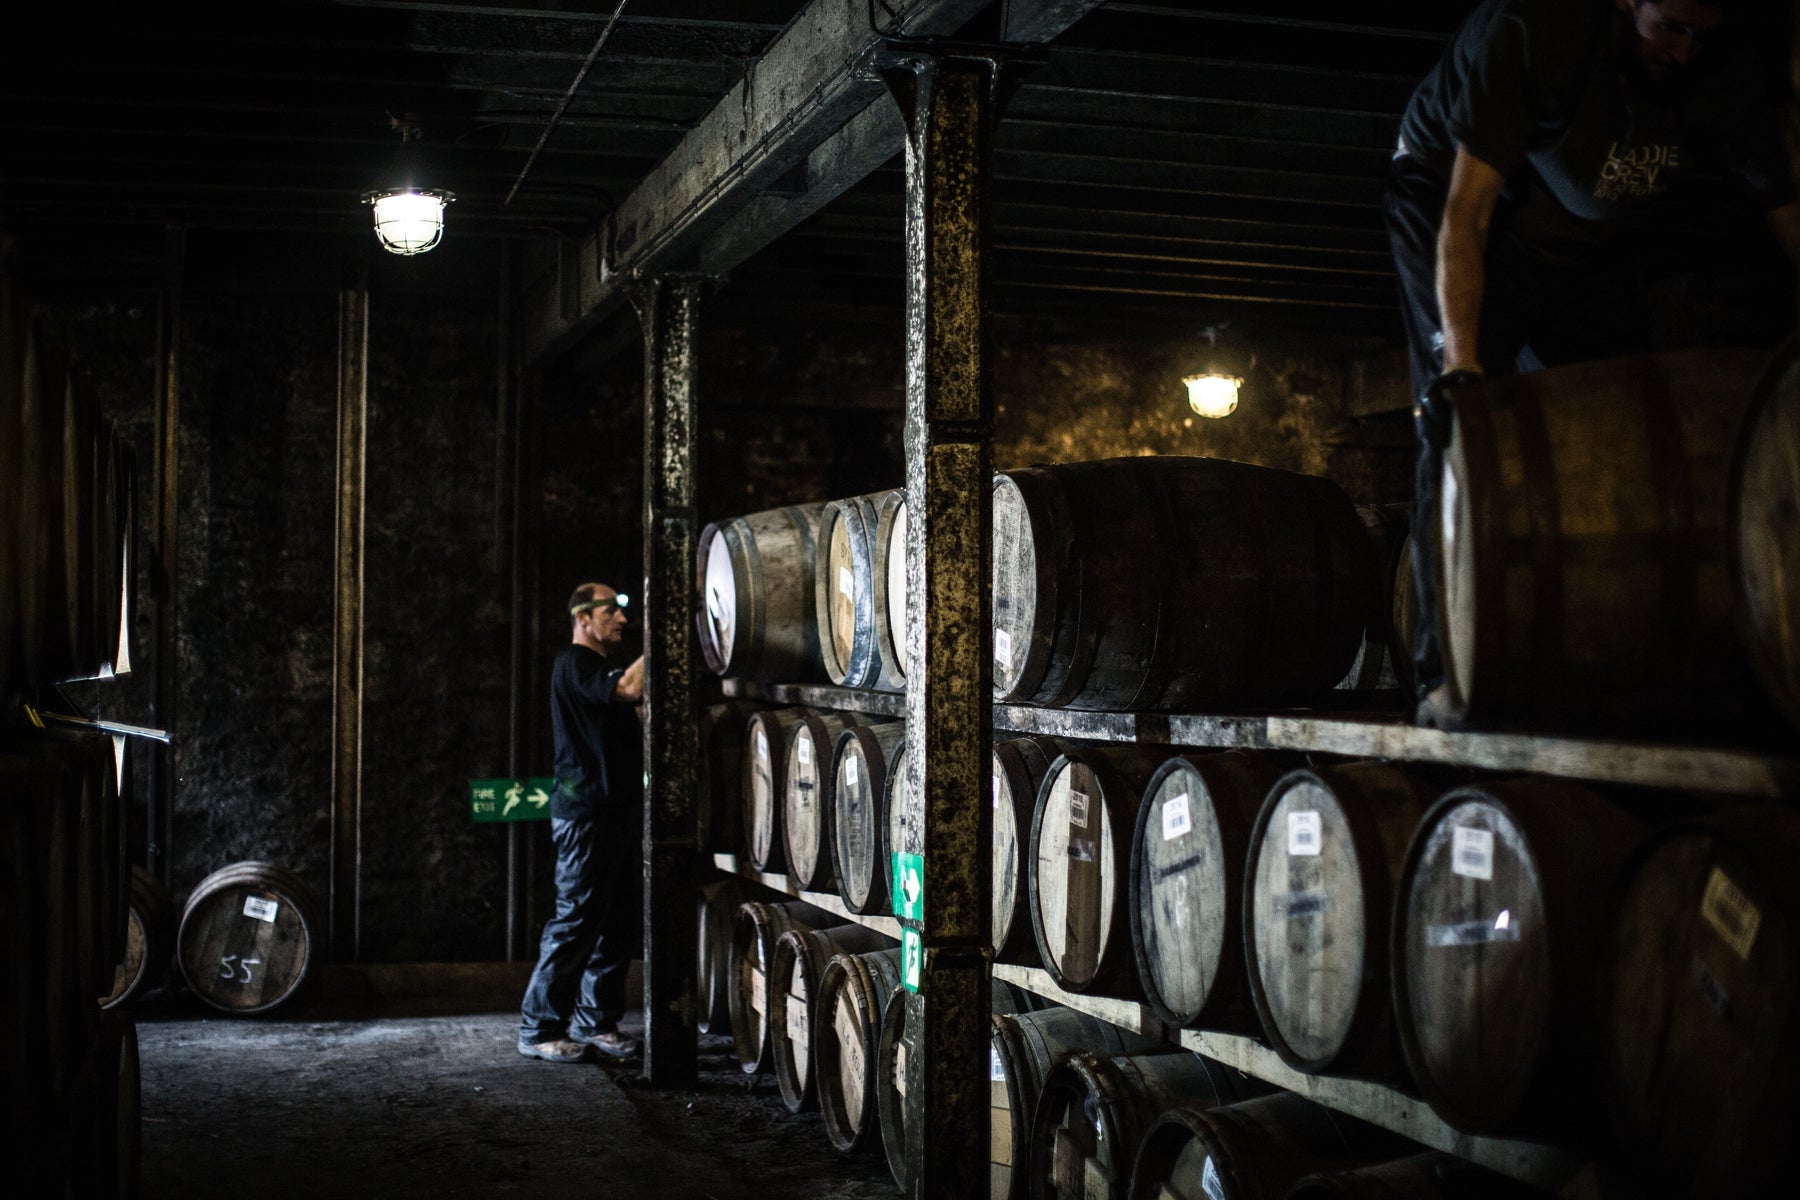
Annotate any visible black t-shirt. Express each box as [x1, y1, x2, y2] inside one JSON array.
[[1396, 0, 1791, 256], [548, 644, 644, 822]]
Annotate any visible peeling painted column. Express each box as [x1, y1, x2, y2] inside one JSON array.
[[634, 275, 704, 1086], [331, 260, 369, 964], [882, 51, 999, 1200]]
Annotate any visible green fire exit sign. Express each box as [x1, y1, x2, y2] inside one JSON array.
[[469, 778, 556, 823]]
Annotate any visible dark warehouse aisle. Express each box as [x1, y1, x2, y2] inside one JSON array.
[[134, 976, 894, 1200]]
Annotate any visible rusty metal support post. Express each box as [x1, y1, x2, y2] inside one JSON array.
[[632, 274, 704, 1085], [149, 225, 185, 889], [330, 257, 370, 963], [882, 51, 999, 1200]]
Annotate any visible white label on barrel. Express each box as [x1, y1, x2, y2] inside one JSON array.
[[798, 736, 811, 766], [993, 774, 1001, 810], [1161, 792, 1192, 842], [994, 627, 1012, 669], [786, 997, 807, 1044], [1069, 791, 1091, 830], [1701, 867, 1761, 961], [838, 565, 854, 599], [990, 1046, 1005, 1081], [1201, 1156, 1226, 1200], [1287, 811, 1321, 856], [243, 896, 279, 923], [895, 1041, 908, 1097], [1452, 827, 1495, 881], [845, 755, 859, 787]]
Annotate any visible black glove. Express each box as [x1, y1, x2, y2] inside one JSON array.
[[1415, 367, 1483, 450]]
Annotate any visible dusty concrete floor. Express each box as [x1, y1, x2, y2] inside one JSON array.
[[133, 965, 897, 1200]]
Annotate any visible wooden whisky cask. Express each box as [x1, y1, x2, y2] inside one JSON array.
[[875, 976, 1043, 1193], [992, 736, 1069, 967], [1130, 750, 1285, 1031], [742, 707, 810, 872], [1435, 349, 1768, 731], [874, 489, 909, 685], [1028, 1050, 1266, 1200], [1601, 804, 1800, 1197], [816, 489, 904, 690], [1030, 745, 1174, 996], [698, 502, 828, 682], [1393, 779, 1645, 1136], [1244, 763, 1440, 1078], [1728, 339, 1800, 730], [815, 946, 904, 1154], [696, 877, 749, 1034], [770, 923, 893, 1113], [1129, 1092, 1406, 1200], [884, 742, 913, 903], [698, 701, 770, 854], [981, 1006, 1164, 1200], [991, 456, 1369, 711], [784, 710, 887, 891], [727, 897, 831, 1074], [832, 721, 908, 916], [177, 862, 323, 1015], [102, 866, 176, 1009]]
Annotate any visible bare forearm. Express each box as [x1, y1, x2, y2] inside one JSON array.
[[615, 655, 646, 704], [1435, 146, 1505, 374]]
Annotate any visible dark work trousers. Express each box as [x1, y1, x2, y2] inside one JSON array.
[[1383, 153, 1649, 698], [519, 813, 642, 1042]]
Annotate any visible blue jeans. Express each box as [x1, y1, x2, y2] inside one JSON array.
[[518, 815, 640, 1042]]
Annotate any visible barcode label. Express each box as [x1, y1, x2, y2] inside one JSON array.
[[1452, 827, 1494, 881], [1161, 792, 1192, 841], [992, 774, 1001, 810], [990, 1046, 1005, 1081], [838, 566, 854, 598], [1069, 791, 1090, 830], [243, 896, 279, 923], [845, 755, 859, 786], [1287, 811, 1321, 856], [994, 628, 1012, 669], [1701, 867, 1761, 961], [896, 1042, 909, 1096]]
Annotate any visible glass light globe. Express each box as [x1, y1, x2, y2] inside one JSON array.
[[1183, 373, 1241, 418], [363, 188, 454, 256]]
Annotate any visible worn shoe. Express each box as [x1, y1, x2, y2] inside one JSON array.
[[518, 1036, 593, 1063], [570, 1028, 641, 1059]]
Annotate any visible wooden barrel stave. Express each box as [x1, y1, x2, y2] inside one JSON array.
[[1131, 750, 1286, 1032], [177, 861, 323, 1015], [873, 489, 909, 686], [992, 456, 1370, 712], [993, 736, 1071, 967], [1030, 745, 1173, 996], [743, 707, 811, 872], [1437, 349, 1770, 731], [832, 721, 908, 915], [698, 701, 770, 854], [1729, 339, 1800, 731], [697, 877, 749, 1035], [698, 502, 828, 682], [1601, 805, 1800, 1197], [785, 710, 888, 891], [1393, 779, 1646, 1136], [727, 898, 832, 1074], [815, 947, 904, 1154], [1027, 1049, 1267, 1200], [1244, 763, 1441, 1079]]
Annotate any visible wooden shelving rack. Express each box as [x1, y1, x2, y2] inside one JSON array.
[[710, 678, 1800, 1198]]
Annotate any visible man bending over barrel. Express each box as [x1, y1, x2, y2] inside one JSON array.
[[519, 582, 645, 1063]]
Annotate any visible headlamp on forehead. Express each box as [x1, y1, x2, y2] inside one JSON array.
[[570, 593, 629, 616]]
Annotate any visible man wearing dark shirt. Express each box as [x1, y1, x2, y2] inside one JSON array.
[[518, 582, 646, 1063], [1384, 0, 1800, 711]]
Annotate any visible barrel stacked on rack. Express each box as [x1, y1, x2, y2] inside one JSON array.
[[695, 416, 1800, 1197], [3, 232, 144, 1197]]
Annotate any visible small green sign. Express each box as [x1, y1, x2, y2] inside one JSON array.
[[901, 927, 923, 994], [470, 778, 556, 823], [892, 851, 925, 921]]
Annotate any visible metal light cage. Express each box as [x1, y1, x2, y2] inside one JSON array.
[[361, 187, 455, 256]]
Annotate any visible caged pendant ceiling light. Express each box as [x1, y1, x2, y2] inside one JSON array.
[[361, 115, 454, 256], [1183, 324, 1246, 419]]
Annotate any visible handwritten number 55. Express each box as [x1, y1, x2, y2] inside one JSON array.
[[218, 954, 261, 984]]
